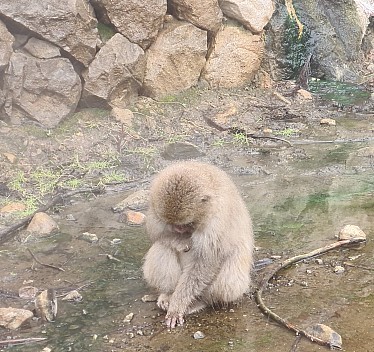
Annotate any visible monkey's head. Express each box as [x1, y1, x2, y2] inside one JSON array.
[[150, 170, 212, 230]]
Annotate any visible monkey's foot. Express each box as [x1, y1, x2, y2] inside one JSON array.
[[165, 312, 184, 329], [186, 300, 207, 314], [157, 293, 170, 311]]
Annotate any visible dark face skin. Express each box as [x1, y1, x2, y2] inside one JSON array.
[[171, 223, 195, 236]]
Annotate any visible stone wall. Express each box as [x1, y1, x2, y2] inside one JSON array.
[[0, 0, 372, 127]]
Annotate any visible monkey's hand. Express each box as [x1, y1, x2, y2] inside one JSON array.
[[157, 293, 170, 311], [165, 311, 184, 329]]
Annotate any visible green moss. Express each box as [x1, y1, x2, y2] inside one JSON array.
[[282, 15, 311, 79], [97, 23, 115, 43]]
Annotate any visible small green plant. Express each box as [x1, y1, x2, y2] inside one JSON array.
[[274, 128, 299, 137], [232, 131, 250, 146], [99, 171, 127, 185], [8, 171, 27, 196]]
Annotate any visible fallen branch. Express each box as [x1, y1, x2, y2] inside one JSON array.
[[254, 237, 366, 349], [27, 248, 65, 272], [204, 116, 293, 147], [0, 337, 47, 346], [0, 188, 103, 245]]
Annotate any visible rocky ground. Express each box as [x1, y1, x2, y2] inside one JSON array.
[[0, 82, 373, 351]]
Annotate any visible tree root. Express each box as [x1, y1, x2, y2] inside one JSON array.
[[254, 237, 366, 349]]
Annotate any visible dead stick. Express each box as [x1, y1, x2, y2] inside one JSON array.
[[27, 248, 65, 272], [0, 337, 47, 346], [203, 116, 293, 147], [254, 238, 366, 348]]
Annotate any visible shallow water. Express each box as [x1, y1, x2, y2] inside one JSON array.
[[1, 126, 373, 352]]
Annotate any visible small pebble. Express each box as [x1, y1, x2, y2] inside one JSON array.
[[315, 258, 323, 265], [141, 294, 157, 302], [193, 331, 205, 339], [320, 118, 336, 126], [81, 232, 98, 243], [123, 312, 134, 323], [334, 266, 345, 274]]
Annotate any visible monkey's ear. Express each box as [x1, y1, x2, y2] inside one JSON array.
[[201, 195, 210, 202]]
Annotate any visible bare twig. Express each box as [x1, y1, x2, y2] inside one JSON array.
[[0, 337, 47, 346], [27, 248, 65, 272], [254, 237, 366, 349]]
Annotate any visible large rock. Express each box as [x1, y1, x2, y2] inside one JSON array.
[[91, 0, 167, 49], [219, 0, 275, 33], [0, 307, 33, 330], [4, 52, 82, 127], [0, 0, 99, 66], [169, 0, 223, 32], [142, 19, 207, 98], [82, 33, 146, 108], [266, 0, 374, 82], [24, 37, 60, 59], [202, 25, 263, 88], [0, 20, 13, 71]]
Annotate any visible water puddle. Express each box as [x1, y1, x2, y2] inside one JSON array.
[[309, 79, 371, 107], [0, 126, 373, 352]]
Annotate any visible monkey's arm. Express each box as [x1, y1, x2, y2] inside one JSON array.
[[165, 246, 223, 328], [147, 210, 191, 252]]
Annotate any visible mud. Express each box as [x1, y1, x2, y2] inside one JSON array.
[[0, 83, 373, 351]]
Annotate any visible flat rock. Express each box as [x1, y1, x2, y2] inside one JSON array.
[[162, 141, 205, 160], [112, 190, 150, 212], [338, 224, 366, 241], [0, 202, 26, 213], [0, 307, 34, 330]]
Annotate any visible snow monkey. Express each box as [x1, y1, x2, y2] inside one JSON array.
[[143, 161, 254, 328]]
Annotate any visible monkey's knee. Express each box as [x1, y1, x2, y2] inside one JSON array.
[[143, 242, 182, 293]]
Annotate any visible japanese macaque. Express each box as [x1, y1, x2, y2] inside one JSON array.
[[143, 161, 254, 328]]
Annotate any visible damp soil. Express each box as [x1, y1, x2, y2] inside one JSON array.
[[0, 82, 373, 352]]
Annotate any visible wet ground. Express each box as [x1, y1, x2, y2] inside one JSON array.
[[0, 82, 373, 351]]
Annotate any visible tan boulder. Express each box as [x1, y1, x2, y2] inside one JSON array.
[[91, 0, 167, 49], [26, 212, 59, 235], [0, 307, 33, 330], [4, 52, 82, 127], [82, 34, 145, 108], [169, 0, 223, 31], [202, 25, 263, 88], [142, 19, 207, 98], [219, 0, 275, 33]]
